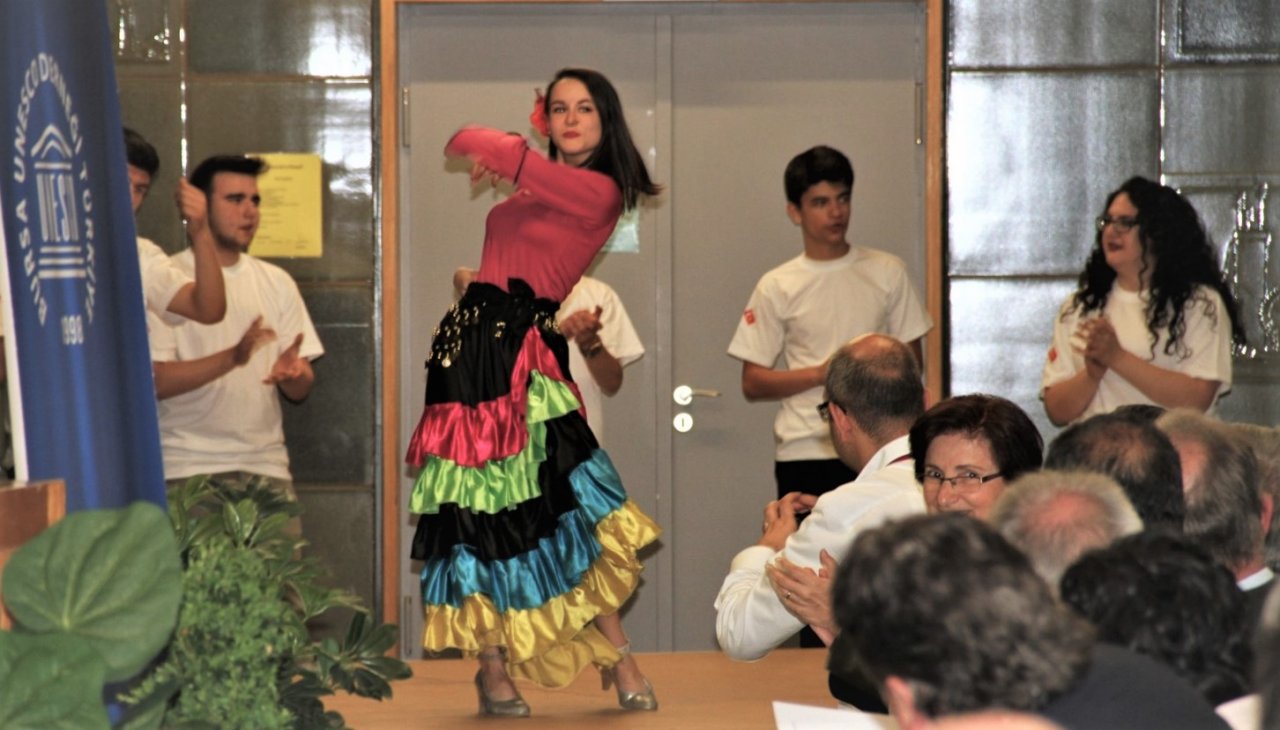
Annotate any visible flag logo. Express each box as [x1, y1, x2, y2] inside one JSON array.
[[10, 52, 97, 346]]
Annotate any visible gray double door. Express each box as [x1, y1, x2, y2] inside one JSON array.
[[397, 1, 925, 654]]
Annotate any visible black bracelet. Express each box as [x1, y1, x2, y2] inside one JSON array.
[[513, 146, 529, 185], [581, 340, 605, 359]]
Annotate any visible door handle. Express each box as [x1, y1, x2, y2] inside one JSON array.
[[673, 385, 721, 406]]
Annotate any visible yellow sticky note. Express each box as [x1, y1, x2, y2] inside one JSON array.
[[248, 152, 323, 258]]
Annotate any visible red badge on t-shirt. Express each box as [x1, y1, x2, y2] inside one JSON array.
[[743, 308, 756, 325], [1047, 346, 1058, 363]]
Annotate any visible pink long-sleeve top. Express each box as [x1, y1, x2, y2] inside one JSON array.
[[444, 126, 623, 302]]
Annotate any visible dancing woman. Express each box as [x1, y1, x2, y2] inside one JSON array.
[[406, 68, 661, 717]]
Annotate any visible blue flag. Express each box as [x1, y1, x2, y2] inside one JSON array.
[[0, 0, 166, 510]]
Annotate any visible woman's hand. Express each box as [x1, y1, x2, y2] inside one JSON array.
[[766, 550, 839, 645], [1082, 317, 1123, 368], [469, 161, 501, 188]]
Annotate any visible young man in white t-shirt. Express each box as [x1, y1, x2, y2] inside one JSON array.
[[728, 145, 932, 504], [149, 156, 323, 526]]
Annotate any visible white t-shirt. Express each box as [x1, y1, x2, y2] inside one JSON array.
[[714, 436, 924, 660], [150, 251, 324, 480], [1041, 285, 1234, 422], [137, 236, 188, 326], [727, 247, 932, 462], [558, 276, 644, 447]]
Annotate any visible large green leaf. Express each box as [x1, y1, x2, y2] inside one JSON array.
[[2, 501, 182, 682], [0, 631, 111, 729]]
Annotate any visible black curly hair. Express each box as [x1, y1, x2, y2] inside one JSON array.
[[1070, 176, 1244, 358]]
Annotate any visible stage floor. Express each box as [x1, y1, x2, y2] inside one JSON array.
[[325, 648, 840, 728]]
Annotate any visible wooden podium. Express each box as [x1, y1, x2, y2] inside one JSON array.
[[0, 480, 66, 629]]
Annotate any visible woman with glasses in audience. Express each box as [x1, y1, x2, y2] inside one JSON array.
[[1042, 176, 1243, 426], [911, 394, 1044, 520], [768, 393, 1043, 656]]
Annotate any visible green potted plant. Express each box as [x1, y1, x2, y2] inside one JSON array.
[[123, 476, 413, 729]]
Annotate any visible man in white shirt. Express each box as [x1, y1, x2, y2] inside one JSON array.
[[149, 155, 323, 520], [715, 333, 925, 661], [728, 146, 931, 509]]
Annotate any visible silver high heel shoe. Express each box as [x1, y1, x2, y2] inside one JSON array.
[[600, 643, 658, 711], [474, 669, 531, 718]]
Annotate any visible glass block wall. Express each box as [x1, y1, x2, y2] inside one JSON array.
[[111, 0, 379, 619], [947, 0, 1280, 440]]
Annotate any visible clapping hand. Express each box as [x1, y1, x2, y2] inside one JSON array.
[[758, 492, 818, 551], [176, 179, 208, 237], [265, 333, 305, 384], [560, 305, 604, 347], [766, 549, 839, 645], [233, 316, 277, 367]]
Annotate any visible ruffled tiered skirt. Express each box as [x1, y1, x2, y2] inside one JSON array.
[[407, 279, 660, 688]]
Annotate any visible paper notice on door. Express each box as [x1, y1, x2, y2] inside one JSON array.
[[248, 152, 324, 258]]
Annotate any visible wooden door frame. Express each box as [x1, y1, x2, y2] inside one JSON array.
[[376, 0, 945, 633]]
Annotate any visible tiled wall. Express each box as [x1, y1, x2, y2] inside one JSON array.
[[947, 0, 1280, 440], [112, 0, 378, 614]]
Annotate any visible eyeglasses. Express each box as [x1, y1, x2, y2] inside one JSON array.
[[1095, 215, 1139, 234], [817, 400, 843, 423], [921, 468, 1004, 492]]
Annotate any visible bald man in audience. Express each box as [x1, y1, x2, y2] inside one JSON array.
[[990, 469, 1143, 593], [715, 333, 925, 661], [1044, 411, 1185, 531], [1156, 409, 1274, 638]]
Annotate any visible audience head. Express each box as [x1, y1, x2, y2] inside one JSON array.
[[1224, 422, 1280, 572], [831, 513, 1093, 724], [1044, 412, 1185, 531], [824, 334, 924, 458], [990, 469, 1143, 592], [1060, 531, 1251, 706], [784, 145, 854, 207], [910, 394, 1044, 520], [1156, 409, 1266, 579], [1113, 403, 1165, 424], [123, 126, 159, 215], [928, 712, 1065, 730]]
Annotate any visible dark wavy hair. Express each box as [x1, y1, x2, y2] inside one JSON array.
[[1060, 531, 1251, 706], [909, 394, 1044, 484], [784, 146, 854, 207], [1070, 176, 1243, 358], [123, 126, 159, 176], [188, 154, 267, 196], [542, 68, 660, 211], [831, 513, 1094, 715]]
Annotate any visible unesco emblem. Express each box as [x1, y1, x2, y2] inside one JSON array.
[[10, 52, 97, 347]]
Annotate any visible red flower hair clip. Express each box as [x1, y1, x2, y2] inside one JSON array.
[[529, 89, 549, 138]]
